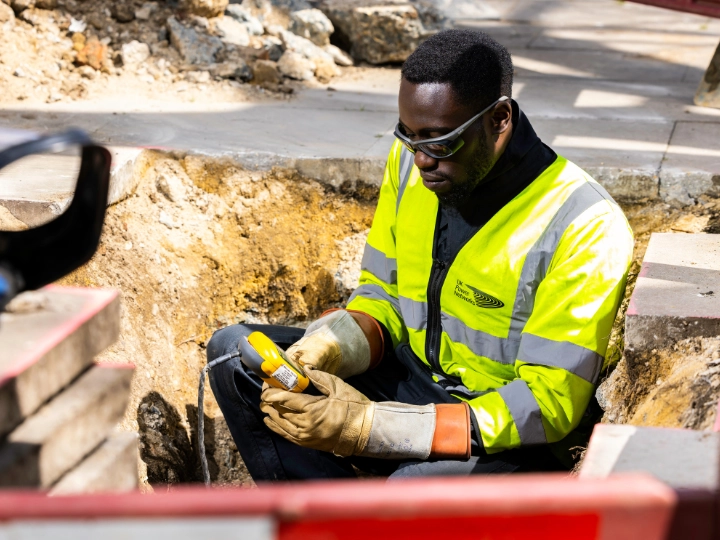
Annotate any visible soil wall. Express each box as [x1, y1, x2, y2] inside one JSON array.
[[60, 151, 375, 488]]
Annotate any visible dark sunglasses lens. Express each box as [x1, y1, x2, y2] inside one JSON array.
[[419, 143, 453, 159]]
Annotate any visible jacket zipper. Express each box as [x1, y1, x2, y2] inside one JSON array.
[[425, 258, 449, 372], [425, 209, 479, 374]]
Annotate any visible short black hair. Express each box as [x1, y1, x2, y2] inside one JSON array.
[[401, 29, 513, 111]]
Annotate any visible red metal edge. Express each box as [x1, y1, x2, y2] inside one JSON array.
[[0, 286, 119, 387], [279, 513, 600, 540], [625, 260, 652, 317], [626, 0, 720, 19], [0, 473, 675, 522]]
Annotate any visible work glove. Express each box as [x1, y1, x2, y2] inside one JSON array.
[[260, 369, 472, 460], [285, 309, 384, 379]]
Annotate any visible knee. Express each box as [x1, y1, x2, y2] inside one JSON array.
[[206, 325, 252, 363]]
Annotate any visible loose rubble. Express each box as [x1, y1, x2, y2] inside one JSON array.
[[318, 0, 444, 64], [0, 0, 449, 106]]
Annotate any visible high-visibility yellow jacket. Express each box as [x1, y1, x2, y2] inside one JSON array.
[[347, 141, 634, 453]]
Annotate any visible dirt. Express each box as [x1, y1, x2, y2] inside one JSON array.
[[58, 151, 375, 489], [0, 6, 253, 107], [0, 0, 348, 110]]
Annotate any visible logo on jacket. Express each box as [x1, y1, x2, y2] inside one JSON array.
[[454, 280, 504, 309]]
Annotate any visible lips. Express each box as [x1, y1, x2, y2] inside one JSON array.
[[421, 174, 452, 193]]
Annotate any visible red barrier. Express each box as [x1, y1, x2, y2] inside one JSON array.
[[0, 473, 676, 540]]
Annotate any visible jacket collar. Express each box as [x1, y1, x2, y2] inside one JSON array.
[[481, 99, 544, 184]]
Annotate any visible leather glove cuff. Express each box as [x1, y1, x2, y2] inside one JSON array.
[[357, 402, 436, 460], [303, 310, 371, 378], [320, 308, 384, 369], [430, 403, 472, 460]]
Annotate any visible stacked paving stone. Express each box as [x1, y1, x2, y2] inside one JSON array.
[[0, 286, 137, 494], [582, 233, 720, 540]]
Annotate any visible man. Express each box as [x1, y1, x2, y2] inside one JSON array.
[[208, 29, 634, 480]]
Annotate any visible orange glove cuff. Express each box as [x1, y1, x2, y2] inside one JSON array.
[[320, 308, 385, 369], [430, 403, 472, 460]]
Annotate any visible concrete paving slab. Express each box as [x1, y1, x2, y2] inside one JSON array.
[[428, 0, 501, 21], [580, 422, 719, 540], [0, 287, 120, 438], [530, 27, 718, 54], [50, 432, 139, 495], [455, 20, 542, 49], [483, 0, 720, 31], [0, 146, 149, 228], [625, 233, 720, 352], [89, 107, 398, 162], [0, 363, 134, 488], [511, 49, 689, 83], [580, 423, 720, 490], [532, 117, 672, 199], [660, 122, 720, 205], [0, 152, 79, 228], [516, 79, 697, 122]]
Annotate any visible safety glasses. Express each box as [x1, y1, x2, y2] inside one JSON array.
[[394, 96, 509, 159]]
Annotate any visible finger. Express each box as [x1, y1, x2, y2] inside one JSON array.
[[263, 407, 302, 438], [261, 390, 323, 411], [284, 339, 305, 363], [263, 416, 302, 444], [305, 368, 337, 397], [261, 386, 290, 401], [260, 399, 301, 418]]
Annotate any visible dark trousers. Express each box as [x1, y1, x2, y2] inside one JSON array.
[[207, 324, 565, 482]]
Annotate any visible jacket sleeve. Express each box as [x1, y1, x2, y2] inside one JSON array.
[[468, 203, 634, 452], [346, 141, 409, 347]]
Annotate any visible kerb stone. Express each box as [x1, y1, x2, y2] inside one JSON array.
[[50, 432, 139, 495], [580, 423, 720, 540], [0, 364, 134, 488], [0, 147, 148, 228], [0, 287, 120, 438], [625, 233, 720, 353]]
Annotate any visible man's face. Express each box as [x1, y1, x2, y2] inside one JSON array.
[[397, 79, 511, 207]]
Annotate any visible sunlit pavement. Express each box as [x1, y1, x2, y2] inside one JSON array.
[[1, 0, 719, 205]]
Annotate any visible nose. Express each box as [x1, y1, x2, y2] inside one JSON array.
[[413, 149, 438, 170]]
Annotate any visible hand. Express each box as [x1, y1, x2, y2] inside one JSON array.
[[261, 370, 472, 461], [286, 310, 377, 379], [260, 369, 373, 456], [285, 333, 342, 375]]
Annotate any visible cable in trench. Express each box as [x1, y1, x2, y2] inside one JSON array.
[[197, 350, 239, 486]]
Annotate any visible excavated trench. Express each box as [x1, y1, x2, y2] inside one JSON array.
[[60, 151, 376, 489], [58, 153, 720, 488]]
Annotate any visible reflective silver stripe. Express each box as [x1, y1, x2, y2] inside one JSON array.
[[441, 312, 519, 364], [361, 243, 397, 285], [508, 182, 607, 339], [348, 284, 400, 313], [396, 147, 413, 215], [399, 296, 426, 331], [497, 380, 546, 445], [517, 333, 603, 384]]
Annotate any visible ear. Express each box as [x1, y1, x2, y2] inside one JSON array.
[[490, 101, 513, 135]]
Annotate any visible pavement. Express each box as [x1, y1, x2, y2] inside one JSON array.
[[2, 0, 720, 210]]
